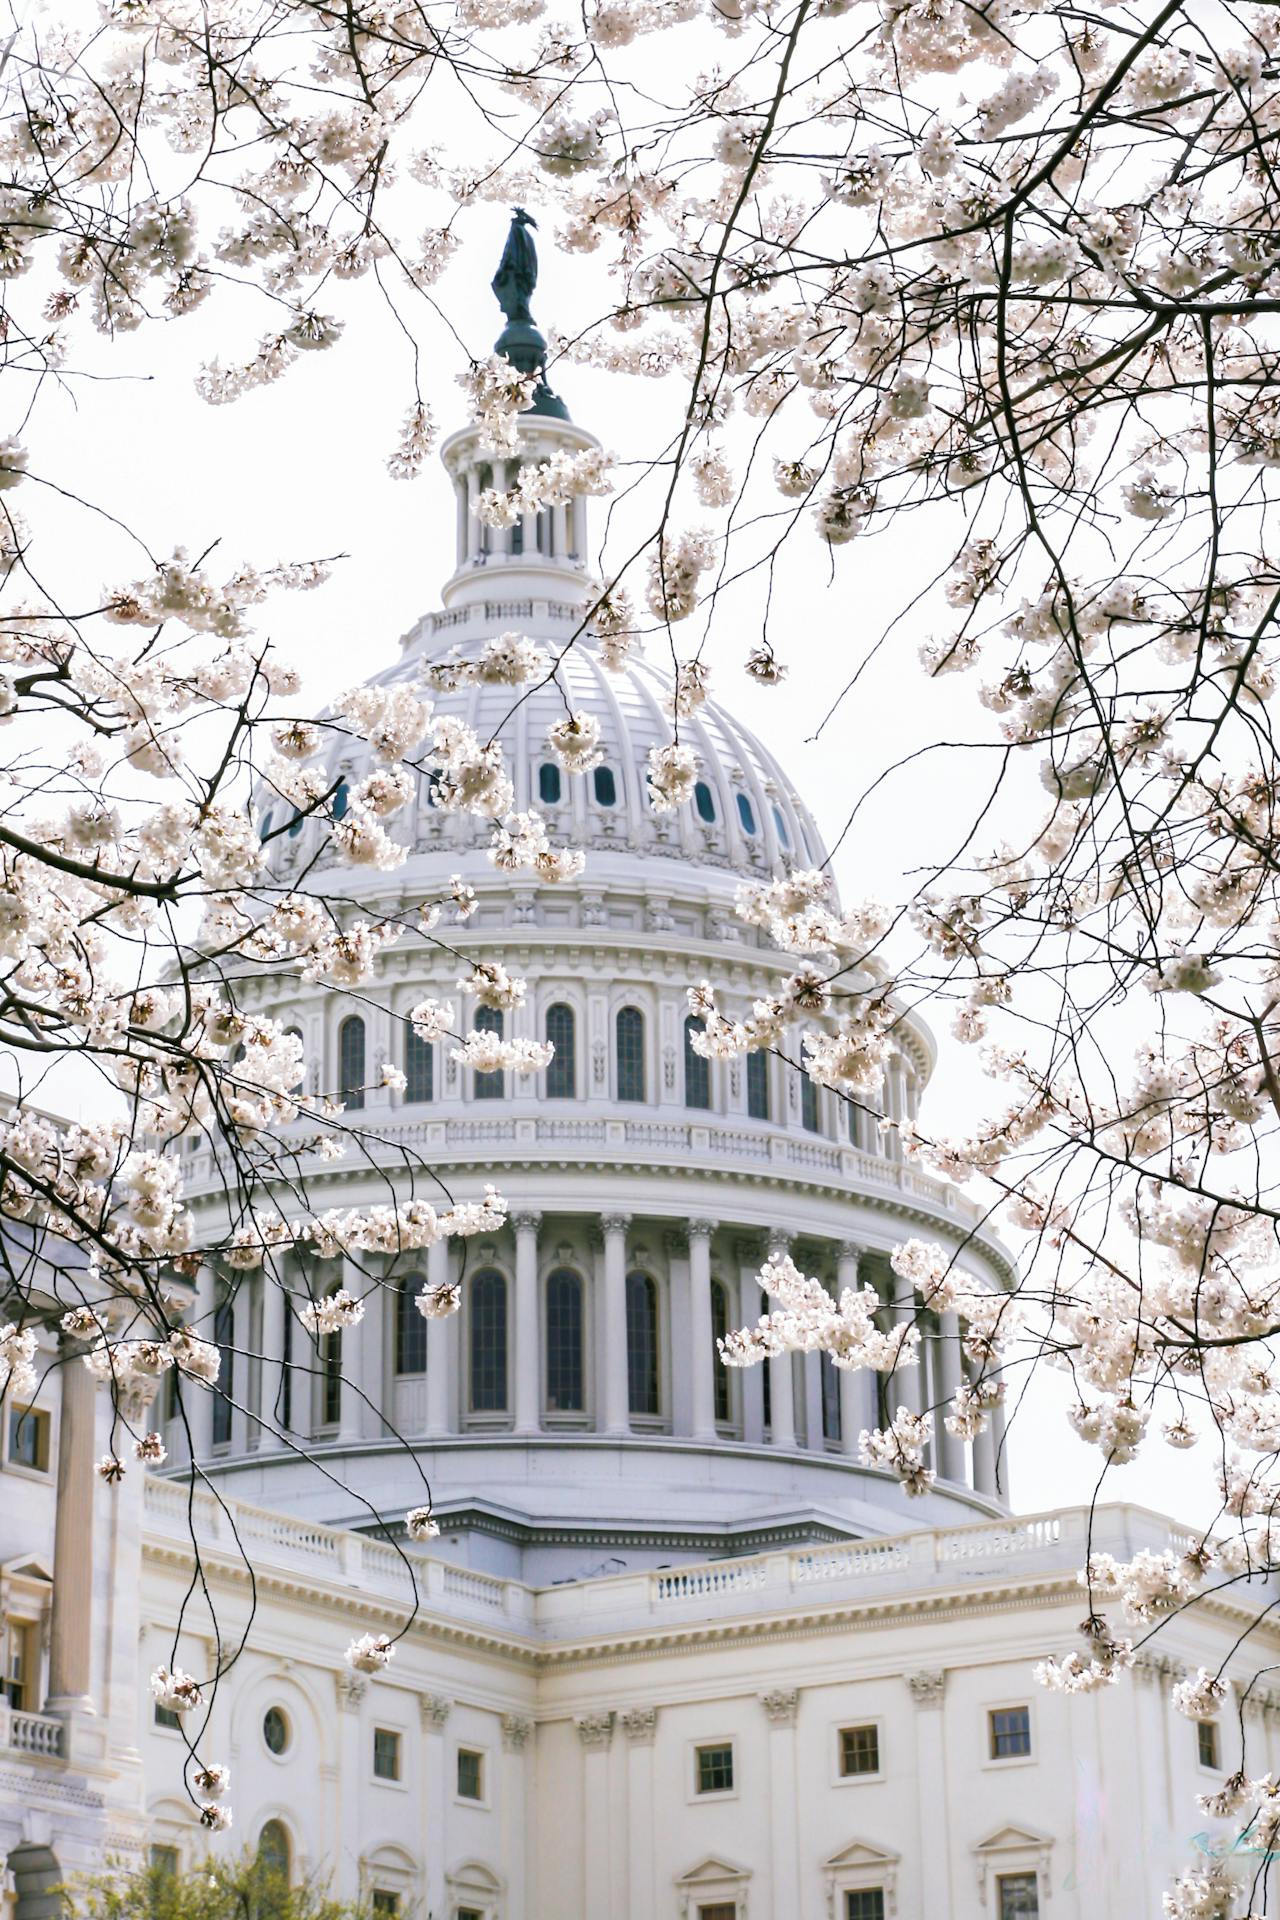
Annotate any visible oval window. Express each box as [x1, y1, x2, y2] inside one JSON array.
[[539, 762, 562, 806], [593, 766, 617, 807], [332, 779, 350, 820], [772, 804, 790, 846], [736, 793, 757, 835], [694, 781, 716, 824], [259, 810, 274, 841], [287, 812, 304, 838], [263, 1706, 290, 1755]]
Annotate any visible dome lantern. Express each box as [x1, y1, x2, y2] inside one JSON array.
[[439, 211, 599, 611]]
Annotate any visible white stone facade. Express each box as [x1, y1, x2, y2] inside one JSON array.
[[1, 371, 1263, 1920]]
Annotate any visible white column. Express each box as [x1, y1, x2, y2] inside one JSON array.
[[766, 1238, 796, 1449], [760, 1690, 801, 1919], [262, 1264, 290, 1444], [425, 1237, 455, 1437], [688, 1219, 716, 1441], [738, 1247, 766, 1445], [335, 1673, 366, 1898], [837, 1243, 875, 1456], [933, 1311, 963, 1482], [501, 1715, 533, 1920], [970, 1359, 997, 1495], [622, 1708, 656, 1917], [907, 1674, 951, 1918], [576, 1714, 615, 1914], [887, 1052, 907, 1162], [338, 1256, 363, 1441], [802, 1351, 823, 1450], [421, 1694, 452, 1917], [667, 1231, 693, 1435], [889, 1265, 923, 1424], [513, 1211, 542, 1436], [990, 1388, 1008, 1497], [601, 1214, 631, 1435], [47, 1341, 95, 1710], [183, 1262, 216, 1461]]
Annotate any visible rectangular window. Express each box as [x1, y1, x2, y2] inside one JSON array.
[[405, 1026, 434, 1103], [747, 1049, 769, 1120], [997, 1873, 1040, 1919], [839, 1724, 880, 1776], [699, 1907, 738, 1920], [695, 1743, 734, 1795], [821, 1353, 842, 1443], [1197, 1720, 1220, 1769], [846, 1895, 885, 1920], [149, 1847, 180, 1878], [373, 1727, 402, 1781], [7, 1404, 50, 1472], [371, 1894, 399, 1918], [456, 1748, 484, 1801], [4, 1621, 36, 1711], [473, 1007, 504, 1101], [457, 1911, 484, 1920], [154, 1700, 182, 1731], [800, 1073, 820, 1133], [989, 1706, 1032, 1759]]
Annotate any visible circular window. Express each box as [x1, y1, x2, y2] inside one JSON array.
[[263, 1706, 290, 1755]]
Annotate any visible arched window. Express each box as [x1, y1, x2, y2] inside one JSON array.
[[694, 781, 716, 824], [470, 1270, 508, 1412], [321, 1283, 343, 1426], [760, 1283, 772, 1429], [279, 1304, 293, 1432], [821, 1351, 842, 1442], [546, 1269, 584, 1412], [538, 762, 562, 807], [847, 1098, 859, 1146], [396, 1274, 427, 1375], [736, 792, 757, 835], [626, 1273, 660, 1416], [332, 778, 350, 820], [212, 1298, 234, 1446], [801, 1074, 820, 1134], [283, 1026, 304, 1092], [593, 765, 617, 807], [545, 1003, 576, 1099], [710, 1280, 731, 1424], [616, 1007, 645, 1103], [257, 1820, 291, 1881], [259, 810, 274, 841], [339, 1015, 365, 1111], [747, 1050, 769, 1121], [473, 1006, 504, 1101], [287, 810, 305, 837], [405, 1025, 433, 1103], [772, 804, 790, 847], [423, 769, 442, 809], [684, 1016, 711, 1111]]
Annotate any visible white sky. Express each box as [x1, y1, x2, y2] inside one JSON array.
[[16, 205, 1214, 1530]]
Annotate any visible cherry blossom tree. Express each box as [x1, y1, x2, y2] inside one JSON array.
[[1, 1, 1280, 1905]]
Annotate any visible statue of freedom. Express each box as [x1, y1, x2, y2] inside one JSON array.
[[491, 208, 539, 329]]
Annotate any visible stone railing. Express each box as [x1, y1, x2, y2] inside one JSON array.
[[0, 1706, 65, 1759], [180, 1112, 981, 1233], [143, 1483, 1231, 1649]]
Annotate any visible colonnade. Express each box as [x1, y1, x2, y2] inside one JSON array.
[[180, 1215, 1005, 1500]]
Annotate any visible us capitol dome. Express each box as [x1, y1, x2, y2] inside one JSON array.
[[165, 241, 1015, 1583]]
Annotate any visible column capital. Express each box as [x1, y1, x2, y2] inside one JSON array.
[[837, 1241, 861, 1263], [511, 1209, 542, 1233], [663, 1227, 687, 1258], [906, 1670, 946, 1708], [619, 1705, 656, 1746], [733, 1233, 765, 1264], [419, 1691, 452, 1729], [575, 1710, 615, 1749], [758, 1686, 799, 1726], [336, 1673, 367, 1712], [501, 1712, 534, 1751], [688, 1218, 717, 1240], [601, 1213, 631, 1236], [765, 1233, 794, 1259]]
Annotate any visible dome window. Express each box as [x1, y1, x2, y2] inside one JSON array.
[[626, 1273, 659, 1416], [736, 793, 757, 835], [545, 1003, 576, 1098], [473, 1007, 505, 1100], [593, 765, 617, 808], [339, 1015, 365, 1111], [287, 811, 305, 838], [539, 762, 562, 807], [616, 1007, 646, 1102], [332, 778, 350, 820], [684, 1015, 711, 1111], [259, 810, 274, 841], [395, 1275, 427, 1375], [546, 1269, 585, 1412], [694, 781, 716, 824], [469, 1270, 508, 1412], [710, 1280, 732, 1424], [772, 804, 790, 846]]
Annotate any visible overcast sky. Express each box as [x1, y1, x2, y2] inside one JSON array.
[[16, 202, 1212, 1530]]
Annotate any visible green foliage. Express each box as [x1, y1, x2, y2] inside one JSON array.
[[71, 1853, 369, 1920]]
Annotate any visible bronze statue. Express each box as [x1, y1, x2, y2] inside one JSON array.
[[491, 208, 539, 329]]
